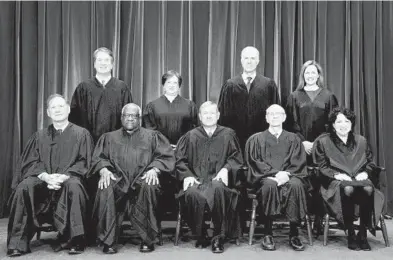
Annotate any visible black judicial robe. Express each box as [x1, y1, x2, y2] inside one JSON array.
[[143, 95, 198, 145], [89, 127, 175, 245], [175, 126, 244, 237], [313, 133, 384, 232], [285, 88, 338, 142], [245, 130, 307, 188], [89, 127, 175, 194], [69, 77, 133, 143], [8, 123, 93, 251], [218, 74, 280, 150]]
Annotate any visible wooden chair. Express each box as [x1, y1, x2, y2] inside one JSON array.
[[320, 166, 390, 247]]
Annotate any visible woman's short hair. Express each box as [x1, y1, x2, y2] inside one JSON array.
[[93, 47, 114, 63], [161, 70, 182, 86], [296, 60, 325, 90], [327, 107, 356, 133]]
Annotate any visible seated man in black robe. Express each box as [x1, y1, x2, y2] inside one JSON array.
[[175, 101, 244, 253], [7, 94, 93, 257], [89, 103, 175, 254], [245, 104, 308, 251]]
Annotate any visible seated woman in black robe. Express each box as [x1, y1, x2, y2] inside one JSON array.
[[142, 70, 198, 147], [285, 60, 338, 234], [313, 107, 384, 251]]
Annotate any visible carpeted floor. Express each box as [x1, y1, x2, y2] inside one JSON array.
[[0, 218, 392, 260]]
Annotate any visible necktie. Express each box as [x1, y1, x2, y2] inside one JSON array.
[[101, 80, 106, 86], [246, 76, 252, 92]]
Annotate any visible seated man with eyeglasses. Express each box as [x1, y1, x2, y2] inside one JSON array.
[[88, 103, 175, 254], [245, 104, 308, 251]]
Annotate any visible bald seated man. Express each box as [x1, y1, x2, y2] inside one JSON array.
[[88, 103, 175, 254], [245, 104, 308, 251]]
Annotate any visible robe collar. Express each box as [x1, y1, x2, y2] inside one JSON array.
[[122, 126, 140, 136]]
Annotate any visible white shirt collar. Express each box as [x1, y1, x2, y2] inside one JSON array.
[[203, 125, 217, 137], [95, 75, 112, 86], [53, 121, 69, 132], [242, 72, 257, 84], [268, 127, 283, 138]]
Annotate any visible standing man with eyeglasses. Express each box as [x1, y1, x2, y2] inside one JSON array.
[[88, 103, 175, 254], [69, 47, 133, 144], [218, 46, 280, 152]]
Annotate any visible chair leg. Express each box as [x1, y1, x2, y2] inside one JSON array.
[[158, 221, 163, 246], [174, 201, 182, 246], [323, 214, 330, 246], [380, 216, 390, 247], [305, 214, 313, 246], [249, 199, 258, 246]]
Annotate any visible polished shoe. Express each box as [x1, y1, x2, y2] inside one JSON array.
[[103, 245, 117, 254], [357, 233, 371, 251], [195, 238, 210, 248], [7, 249, 23, 257], [261, 235, 276, 251], [139, 242, 155, 253], [211, 238, 224, 254], [289, 236, 305, 251], [69, 244, 85, 255], [347, 234, 360, 251]]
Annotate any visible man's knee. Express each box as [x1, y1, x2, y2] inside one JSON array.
[[343, 186, 354, 197], [288, 177, 304, 190], [260, 178, 278, 192], [14, 177, 41, 194], [211, 180, 226, 192], [362, 186, 374, 196], [140, 182, 159, 195]]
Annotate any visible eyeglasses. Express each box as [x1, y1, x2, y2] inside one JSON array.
[[266, 112, 285, 116], [122, 113, 140, 119]]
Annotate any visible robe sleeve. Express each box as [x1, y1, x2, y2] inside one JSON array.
[[69, 84, 84, 127], [245, 135, 279, 186], [175, 132, 195, 182], [285, 93, 305, 141], [269, 79, 281, 105], [146, 131, 175, 174], [223, 130, 245, 187], [121, 85, 133, 107], [312, 136, 337, 179], [360, 141, 376, 175], [12, 132, 47, 189], [64, 130, 94, 178], [142, 102, 157, 130], [285, 135, 307, 177], [217, 81, 234, 127], [88, 133, 116, 178]]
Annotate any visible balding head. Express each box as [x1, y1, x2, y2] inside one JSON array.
[[241, 46, 260, 73], [241, 46, 259, 59], [265, 104, 286, 127]]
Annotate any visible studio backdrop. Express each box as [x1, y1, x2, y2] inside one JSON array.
[[1, 0, 393, 217]]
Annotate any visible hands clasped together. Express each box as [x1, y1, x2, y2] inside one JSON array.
[[39, 172, 70, 190]]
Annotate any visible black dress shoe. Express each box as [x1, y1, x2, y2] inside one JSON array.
[[103, 245, 117, 254], [69, 244, 85, 255], [347, 234, 360, 251], [139, 242, 154, 253], [211, 238, 224, 254], [7, 249, 23, 257], [195, 238, 210, 248], [289, 236, 305, 251], [261, 235, 276, 251], [357, 233, 371, 251]]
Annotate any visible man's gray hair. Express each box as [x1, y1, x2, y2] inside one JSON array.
[[199, 101, 218, 113], [241, 46, 260, 59], [46, 94, 69, 108], [121, 103, 142, 116]]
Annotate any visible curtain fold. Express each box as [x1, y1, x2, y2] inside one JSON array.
[[0, 0, 392, 217]]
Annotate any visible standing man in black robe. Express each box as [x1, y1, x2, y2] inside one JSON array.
[[7, 94, 93, 257], [175, 101, 244, 253], [89, 103, 175, 254], [218, 46, 280, 152], [69, 47, 133, 144], [245, 104, 308, 251]]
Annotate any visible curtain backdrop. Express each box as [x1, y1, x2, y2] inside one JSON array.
[[1, 0, 393, 217]]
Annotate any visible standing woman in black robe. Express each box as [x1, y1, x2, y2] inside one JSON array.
[[142, 70, 198, 148], [285, 60, 338, 234]]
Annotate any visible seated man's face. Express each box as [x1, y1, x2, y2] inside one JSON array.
[[266, 106, 286, 127], [47, 97, 70, 122], [121, 106, 140, 130], [199, 105, 219, 127]]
